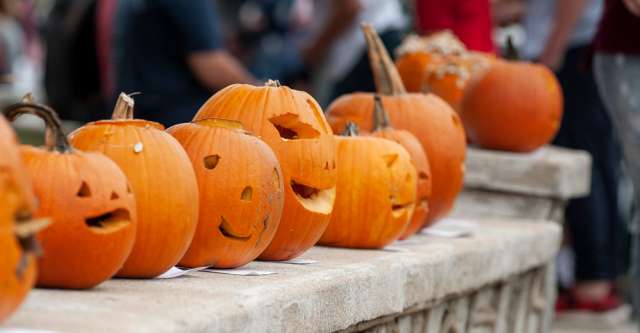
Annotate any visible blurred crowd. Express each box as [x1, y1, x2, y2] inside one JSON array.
[[1, 0, 640, 326]]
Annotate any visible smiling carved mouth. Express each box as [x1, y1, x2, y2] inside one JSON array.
[[218, 216, 252, 241], [290, 180, 336, 214], [391, 202, 415, 219], [85, 209, 131, 233]]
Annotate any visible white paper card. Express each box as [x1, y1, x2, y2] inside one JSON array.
[[156, 266, 208, 279], [0, 329, 58, 333], [264, 258, 318, 265], [203, 268, 276, 276]]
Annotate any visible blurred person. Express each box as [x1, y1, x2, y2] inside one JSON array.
[[414, 0, 495, 52], [593, 0, 640, 320], [114, 0, 256, 126], [522, 0, 629, 317]]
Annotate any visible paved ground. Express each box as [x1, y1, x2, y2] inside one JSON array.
[[552, 306, 637, 333]]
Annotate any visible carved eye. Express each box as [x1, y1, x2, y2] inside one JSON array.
[[204, 155, 220, 169], [240, 186, 253, 201], [381, 154, 399, 168], [111, 192, 120, 200], [77, 181, 92, 197]]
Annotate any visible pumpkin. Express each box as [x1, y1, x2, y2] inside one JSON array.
[[460, 41, 563, 152], [319, 123, 416, 248], [3, 97, 136, 289], [0, 113, 42, 321], [167, 118, 284, 268], [193, 80, 336, 261], [327, 24, 466, 226], [369, 96, 431, 239], [69, 93, 198, 278]]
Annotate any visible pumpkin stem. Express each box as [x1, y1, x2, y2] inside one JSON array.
[[362, 23, 406, 96], [2, 94, 71, 153], [341, 122, 360, 137], [265, 79, 281, 87], [372, 95, 391, 131], [112, 92, 135, 120], [504, 35, 519, 61]]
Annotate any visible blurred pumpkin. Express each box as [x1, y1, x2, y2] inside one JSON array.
[[3, 97, 136, 289], [193, 80, 336, 261], [327, 24, 466, 226], [320, 123, 416, 248], [168, 118, 284, 268], [69, 93, 198, 278], [369, 95, 431, 239]]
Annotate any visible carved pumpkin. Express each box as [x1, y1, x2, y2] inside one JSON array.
[[327, 24, 466, 226], [69, 93, 198, 278], [0, 114, 40, 321], [320, 123, 416, 248], [167, 118, 284, 268], [193, 80, 337, 261], [369, 96, 431, 239], [3, 98, 136, 289], [460, 59, 563, 152]]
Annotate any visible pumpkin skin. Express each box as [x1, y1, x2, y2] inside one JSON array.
[[167, 118, 284, 268], [327, 25, 466, 226], [0, 114, 37, 321], [396, 51, 444, 92], [193, 81, 337, 261], [3, 100, 137, 289], [460, 60, 563, 152], [320, 124, 416, 248], [369, 97, 432, 239], [69, 94, 198, 278]]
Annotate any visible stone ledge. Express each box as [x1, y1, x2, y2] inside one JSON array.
[[6, 219, 561, 333], [464, 146, 592, 199]]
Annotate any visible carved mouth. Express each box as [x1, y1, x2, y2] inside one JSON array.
[[290, 180, 336, 214], [391, 202, 415, 219], [85, 209, 131, 233], [13, 211, 49, 279], [218, 216, 252, 241]]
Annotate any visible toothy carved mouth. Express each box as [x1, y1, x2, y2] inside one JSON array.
[[85, 209, 131, 233], [290, 180, 336, 214], [219, 216, 252, 241]]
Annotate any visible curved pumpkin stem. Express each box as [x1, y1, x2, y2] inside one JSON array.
[[504, 35, 520, 61], [341, 122, 360, 137], [265, 79, 281, 87], [2, 94, 71, 153], [112, 92, 136, 120], [362, 23, 406, 96], [372, 95, 392, 131]]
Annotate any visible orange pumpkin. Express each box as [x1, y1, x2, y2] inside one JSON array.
[[369, 96, 431, 239], [320, 123, 416, 248], [460, 60, 563, 152], [0, 113, 40, 321], [327, 24, 466, 226], [4, 98, 136, 289], [193, 80, 337, 261], [167, 118, 284, 268], [70, 93, 198, 278]]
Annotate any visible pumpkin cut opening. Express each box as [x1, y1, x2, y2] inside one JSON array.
[[218, 216, 252, 241], [204, 155, 220, 170], [391, 202, 414, 219], [269, 114, 320, 140], [13, 214, 49, 278], [290, 180, 336, 214], [85, 209, 131, 233]]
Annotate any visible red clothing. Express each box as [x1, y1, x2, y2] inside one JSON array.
[[415, 0, 495, 53], [594, 0, 640, 55]]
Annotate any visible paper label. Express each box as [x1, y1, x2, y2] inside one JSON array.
[[203, 268, 276, 276], [156, 266, 208, 279]]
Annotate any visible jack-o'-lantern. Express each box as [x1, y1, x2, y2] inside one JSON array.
[[327, 24, 466, 225], [0, 113, 44, 321], [3, 97, 136, 289], [320, 123, 416, 248], [69, 93, 198, 278], [168, 118, 284, 268], [193, 80, 336, 261], [369, 96, 431, 239]]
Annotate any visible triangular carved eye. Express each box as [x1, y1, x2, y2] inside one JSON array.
[[77, 181, 92, 197], [111, 192, 120, 200], [204, 155, 220, 169], [381, 154, 398, 167], [241, 186, 253, 201]]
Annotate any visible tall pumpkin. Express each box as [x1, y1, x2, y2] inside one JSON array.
[[327, 24, 466, 225], [0, 113, 41, 321], [70, 94, 198, 278], [193, 80, 337, 261], [320, 123, 416, 248], [4, 98, 137, 289], [168, 118, 284, 268], [369, 96, 431, 239]]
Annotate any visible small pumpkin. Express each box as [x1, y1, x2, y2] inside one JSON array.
[[0, 114, 42, 321], [3, 97, 136, 289], [369, 96, 431, 239], [319, 123, 416, 248], [327, 24, 466, 226], [168, 118, 284, 268], [70, 93, 198, 278], [193, 80, 337, 261]]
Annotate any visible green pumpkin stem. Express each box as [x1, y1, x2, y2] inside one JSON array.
[[504, 35, 520, 61], [112, 92, 136, 120], [342, 122, 360, 137], [372, 95, 392, 131], [2, 94, 71, 153], [362, 23, 406, 96]]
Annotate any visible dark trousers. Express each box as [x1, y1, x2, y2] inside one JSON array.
[[553, 45, 628, 281]]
